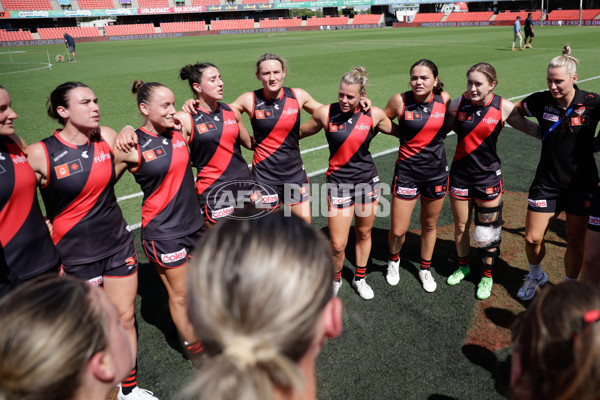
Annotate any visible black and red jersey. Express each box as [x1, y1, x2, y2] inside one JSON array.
[[250, 87, 306, 184], [188, 102, 253, 204], [325, 103, 378, 184], [395, 91, 448, 181], [40, 131, 132, 265], [521, 86, 600, 192], [0, 135, 59, 279], [131, 127, 203, 240], [450, 94, 504, 184]]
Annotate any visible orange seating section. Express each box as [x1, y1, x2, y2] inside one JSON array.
[[0, 0, 52, 10], [258, 17, 301, 28], [411, 13, 444, 23], [37, 26, 101, 39], [104, 23, 156, 36], [306, 16, 349, 26], [352, 14, 381, 24], [0, 30, 34, 41], [210, 19, 254, 30], [77, 0, 114, 9], [190, 0, 220, 5], [548, 9, 600, 20], [137, 0, 169, 7], [445, 11, 494, 22], [494, 10, 542, 21], [160, 21, 207, 33]]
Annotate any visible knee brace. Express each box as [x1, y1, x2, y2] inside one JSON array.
[[473, 201, 503, 249]]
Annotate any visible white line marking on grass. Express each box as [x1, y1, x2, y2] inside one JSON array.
[[507, 75, 600, 101]]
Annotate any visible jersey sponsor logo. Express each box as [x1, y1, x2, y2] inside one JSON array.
[[142, 146, 166, 162], [373, 176, 379, 183], [173, 140, 187, 149], [485, 187, 497, 194], [224, 119, 237, 126], [544, 105, 561, 114], [281, 108, 298, 117], [55, 159, 83, 179], [450, 186, 468, 197], [52, 150, 68, 162], [430, 111, 445, 119], [528, 199, 547, 208], [571, 116, 588, 126], [482, 117, 500, 125], [589, 216, 600, 226], [542, 112, 559, 122], [162, 138, 169, 145], [81, 150, 89, 159], [300, 186, 308, 195], [125, 255, 137, 270], [435, 185, 447, 193], [86, 276, 103, 287], [354, 123, 371, 131], [161, 248, 188, 264], [196, 122, 218, 134], [331, 195, 352, 205], [396, 186, 417, 196], [255, 109, 274, 119], [0, 153, 5, 161], [12, 154, 27, 164], [211, 206, 235, 219], [457, 112, 473, 122], [93, 151, 111, 164], [213, 116, 220, 122], [575, 106, 586, 116], [262, 193, 278, 204], [329, 123, 345, 132]]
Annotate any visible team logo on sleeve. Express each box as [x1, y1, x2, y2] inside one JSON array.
[[329, 123, 345, 132], [457, 112, 473, 122], [196, 122, 218, 134], [142, 146, 166, 162], [55, 159, 83, 179], [255, 109, 274, 119]]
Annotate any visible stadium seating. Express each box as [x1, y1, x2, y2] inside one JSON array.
[[410, 12, 444, 23], [77, 0, 115, 9], [445, 11, 494, 22], [352, 14, 382, 24], [242, 0, 269, 3], [190, 0, 220, 5], [548, 9, 600, 20], [104, 23, 156, 36], [210, 19, 254, 30], [137, 0, 169, 7], [37, 26, 102, 39], [306, 16, 349, 26], [0, 0, 52, 10], [0, 29, 34, 41], [494, 10, 543, 22], [160, 21, 207, 33], [258, 17, 301, 28]]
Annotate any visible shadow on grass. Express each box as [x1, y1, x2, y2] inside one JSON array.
[[137, 261, 186, 356], [503, 216, 567, 247], [462, 343, 511, 397]]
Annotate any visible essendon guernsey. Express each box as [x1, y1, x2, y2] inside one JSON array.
[[0, 135, 59, 279], [188, 102, 253, 204], [451, 94, 504, 184], [396, 91, 448, 181], [131, 128, 203, 240], [40, 131, 132, 264], [250, 87, 305, 184], [325, 103, 377, 184]]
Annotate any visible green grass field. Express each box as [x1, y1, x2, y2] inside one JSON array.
[[2, 25, 600, 399]]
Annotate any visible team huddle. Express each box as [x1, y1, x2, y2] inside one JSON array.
[[1, 45, 600, 400]]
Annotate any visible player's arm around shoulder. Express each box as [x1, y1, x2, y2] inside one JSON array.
[[300, 104, 328, 139], [503, 99, 541, 139], [175, 111, 193, 143], [231, 91, 254, 116], [233, 107, 253, 150], [295, 88, 323, 115], [109, 127, 140, 178], [384, 93, 404, 120], [372, 106, 398, 138], [24, 140, 49, 186]]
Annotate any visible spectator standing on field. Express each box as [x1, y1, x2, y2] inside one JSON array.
[[64, 32, 76, 62], [524, 12, 535, 48], [512, 16, 524, 51]]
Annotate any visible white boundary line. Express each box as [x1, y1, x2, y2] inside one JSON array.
[[120, 74, 600, 224]]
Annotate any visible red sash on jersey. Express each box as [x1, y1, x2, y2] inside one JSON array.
[[327, 112, 372, 176], [253, 96, 297, 165], [398, 101, 445, 161], [453, 106, 502, 162]]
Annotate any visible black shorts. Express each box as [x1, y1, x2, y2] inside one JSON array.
[[143, 227, 204, 269], [61, 240, 138, 286], [449, 176, 503, 201], [393, 175, 448, 201], [527, 186, 592, 216], [524, 28, 534, 37], [327, 178, 380, 209], [201, 181, 262, 223], [259, 175, 310, 208]]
